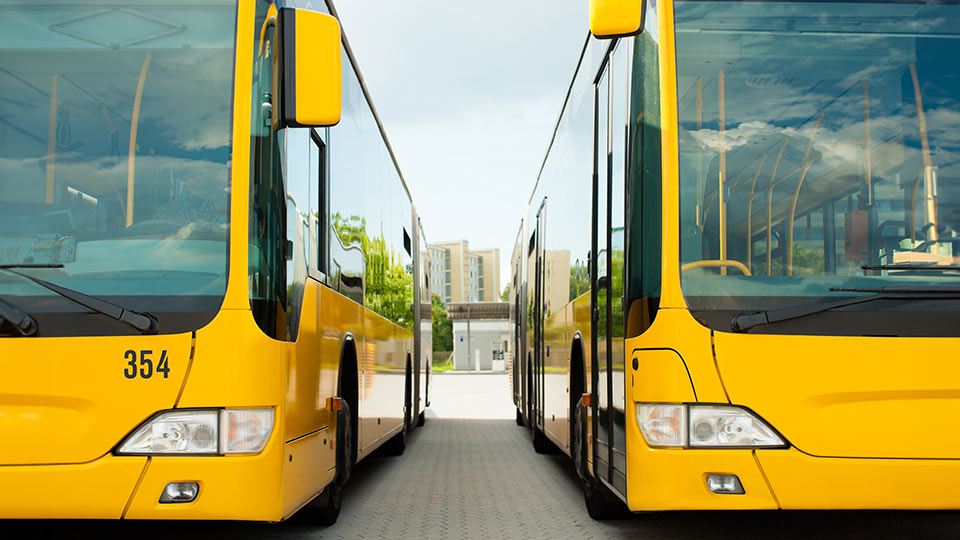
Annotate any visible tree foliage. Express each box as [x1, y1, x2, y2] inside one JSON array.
[[333, 213, 414, 330], [431, 294, 453, 352]]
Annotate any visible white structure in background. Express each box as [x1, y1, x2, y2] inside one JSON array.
[[447, 302, 510, 371]]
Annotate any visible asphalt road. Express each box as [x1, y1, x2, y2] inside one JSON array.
[[8, 373, 960, 539]]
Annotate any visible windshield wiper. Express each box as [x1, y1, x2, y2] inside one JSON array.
[[0, 265, 158, 335], [0, 297, 37, 336], [730, 286, 960, 333], [862, 264, 960, 272]]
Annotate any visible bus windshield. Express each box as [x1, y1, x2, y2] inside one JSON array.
[[0, 1, 236, 334], [675, 0, 960, 332]]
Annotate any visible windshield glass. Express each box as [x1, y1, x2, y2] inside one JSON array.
[[676, 0, 960, 333], [0, 1, 236, 335]]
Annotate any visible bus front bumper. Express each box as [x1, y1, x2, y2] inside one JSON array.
[[0, 446, 284, 520], [627, 446, 960, 511]]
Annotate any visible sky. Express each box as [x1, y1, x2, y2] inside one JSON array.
[[333, 1, 588, 293]]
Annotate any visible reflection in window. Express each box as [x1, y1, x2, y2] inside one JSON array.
[[0, 2, 235, 333], [677, 1, 960, 308]]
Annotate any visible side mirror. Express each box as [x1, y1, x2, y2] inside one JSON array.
[[589, 0, 645, 39], [280, 8, 342, 127]]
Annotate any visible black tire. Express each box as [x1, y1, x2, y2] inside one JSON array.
[[336, 401, 354, 486], [417, 410, 425, 427], [532, 426, 551, 454], [572, 401, 588, 483], [384, 420, 407, 455], [515, 407, 524, 427], [303, 482, 342, 526], [385, 364, 411, 456], [583, 479, 629, 520]]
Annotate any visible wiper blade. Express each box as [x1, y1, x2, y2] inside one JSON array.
[[862, 264, 960, 272], [0, 267, 158, 335], [730, 287, 960, 333], [0, 296, 37, 336], [0, 264, 65, 269]]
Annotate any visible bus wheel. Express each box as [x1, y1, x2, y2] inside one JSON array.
[[583, 477, 629, 520], [532, 426, 551, 454], [385, 364, 411, 456], [572, 400, 588, 483], [515, 407, 524, 427], [308, 482, 342, 526], [385, 418, 407, 455]]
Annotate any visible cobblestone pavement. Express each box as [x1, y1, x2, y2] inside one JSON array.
[[9, 373, 960, 539]]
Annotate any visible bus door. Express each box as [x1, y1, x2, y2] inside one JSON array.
[[525, 221, 539, 425], [592, 42, 628, 495], [534, 202, 547, 431]]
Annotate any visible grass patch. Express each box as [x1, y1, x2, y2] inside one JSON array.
[[432, 351, 454, 372]]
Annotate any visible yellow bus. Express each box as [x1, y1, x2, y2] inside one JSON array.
[[0, 0, 431, 523], [511, 0, 960, 518]]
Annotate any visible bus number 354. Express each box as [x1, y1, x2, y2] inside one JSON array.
[[124, 350, 170, 380]]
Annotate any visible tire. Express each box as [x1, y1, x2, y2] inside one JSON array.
[[572, 401, 588, 483], [515, 407, 524, 427], [532, 426, 551, 454], [384, 420, 407, 455], [303, 482, 342, 526], [336, 401, 354, 486], [583, 477, 630, 520], [417, 410, 425, 427], [385, 366, 411, 456]]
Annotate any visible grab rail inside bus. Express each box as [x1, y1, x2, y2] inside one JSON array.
[[681, 259, 751, 276]]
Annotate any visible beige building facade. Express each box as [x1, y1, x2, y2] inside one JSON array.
[[431, 241, 501, 304]]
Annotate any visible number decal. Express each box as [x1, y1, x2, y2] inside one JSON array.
[[157, 350, 170, 379], [140, 350, 153, 379], [124, 350, 169, 380], [124, 350, 137, 379]]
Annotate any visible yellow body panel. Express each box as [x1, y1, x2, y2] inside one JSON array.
[[287, 9, 342, 127], [0, 333, 191, 465], [282, 430, 337, 517], [714, 332, 960, 459], [358, 308, 407, 456], [284, 280, 338, 442], [758, 449, 960, 510], [0, 456, 146, 519], [631, 348, 696, 403], [590, 0, 644, 38]]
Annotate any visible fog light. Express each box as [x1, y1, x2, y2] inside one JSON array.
[[159, 482, 199, 503], [706, 474, 744, 495]]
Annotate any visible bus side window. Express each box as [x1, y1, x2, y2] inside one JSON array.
[[310, 130, 327, 275]]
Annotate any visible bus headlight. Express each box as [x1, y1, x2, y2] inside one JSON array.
[[636, 404, 786, 449], [116, 409, 274, 455], [688, 406, 784, 448]]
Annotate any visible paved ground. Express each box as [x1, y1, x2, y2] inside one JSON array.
[[9, 373, 960, 538]]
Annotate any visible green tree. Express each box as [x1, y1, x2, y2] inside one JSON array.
[[431, 294, 453, 352], [333, 213, 415, 330], [500, 284, 510, 302]]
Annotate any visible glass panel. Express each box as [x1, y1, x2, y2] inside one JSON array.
[[0, 0, 235, 335], [676, 0, 960, 332], [610, 42, 628, 470], [249, 1, 288, 340], [595, 67, 610, 448], [329, 54, 364, 303], [283, 129, 311, 340], [308, 132, 323, 272]]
